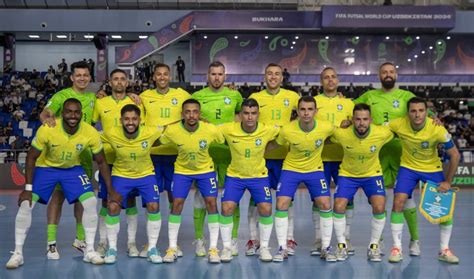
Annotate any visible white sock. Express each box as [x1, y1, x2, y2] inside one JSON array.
[[168, 218, 181, 249], [248, 201, 259, 240], [320, 210, 333, 249], [220, 218, 233, 249], [147, 218, 162, 251], [208, 214, 219, 249], [287, 205, 295, 240], [98, 208, 107, 244], [370, 214, 386, 245], [344, 207, 354, 240], [126, 210, 138, 245], [15, 200, 36, 254], [106, 221, 120, 251], [81, 197, 99, 252], [333, 213, 346, 244], [440, 224, 453, 251], [312, 207, 321, 242], [404, 197, 416, 210], [259, 216, 273, 248], [275, 211, 288, 249], [391, 223, 404, 249]]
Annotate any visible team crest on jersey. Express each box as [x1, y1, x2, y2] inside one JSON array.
[[199, 140, 208, 150], [393, 100, 400, 108], [141, 141, 149, 149], [370, 145, 377, 153], [337, 104, 343, 111], [89, 101, 94, 108], [255, 138, 263, 146], [171, 98, 178, 105], [283, 99, 290, 107], [224, 97, 232, 105], [315, 139, 323, 148], [76, 144, 83, 151], [421, 141, 429, 149]]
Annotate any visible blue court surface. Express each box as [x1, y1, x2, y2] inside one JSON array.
[[1, 188, 473, 279]]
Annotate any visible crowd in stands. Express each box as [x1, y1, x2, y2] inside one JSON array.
[[1, 60, 474, 163]]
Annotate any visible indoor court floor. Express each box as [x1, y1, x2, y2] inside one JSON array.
[[0, 188, 473, 279]]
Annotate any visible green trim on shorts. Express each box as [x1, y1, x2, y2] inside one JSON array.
[[259, 216, 273, 225], [147, 212, 161, 221], [79, 191, 95, 203], [32, 193, 40, 202]]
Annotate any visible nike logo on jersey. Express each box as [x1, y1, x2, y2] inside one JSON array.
[[345, 146, 353, 149], [232, 140, 240, 143], [153, 197, 159, 200], [292, 143, 300, 146], [104, 110, 111, 113], [51, 144, 60, 147], [260, 105, 267, 108], [202, 101, 210, 104], [149, 101, 157, 103], [116, 145, 124, 148], [84, 185, 91, 190], [177, 144, 184, 147], [264, 197, 271, 201], [371, 102, 379, 105]]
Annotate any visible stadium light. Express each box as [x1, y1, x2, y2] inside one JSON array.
[[28, 35, 40, 39], [84, 35, 94, 39], [139, 35, 148, 39], [111, 35, 122, 39], [56, 35, 67, 39]]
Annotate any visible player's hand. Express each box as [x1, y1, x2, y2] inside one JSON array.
[[96, 90, 107, 99], [43, 115, 57, 127], [431, 117, 443, 126], [340, 120, 352, 128], [438, 181, 451, 192], [128, 93, 142, 105], [40, 109, 57, 127], [108, 190, 123, 206], [18, 190, 33, 207], [338, 92, 345, 98]]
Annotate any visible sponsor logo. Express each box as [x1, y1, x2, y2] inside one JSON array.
[[51, 144, 60, 147], [104, 110, 111, 113], [149, 100, 157, 103], [345, 146, 353, 149], [116, 145, 124, 148], [252, 16, 284, 22], [232, 140, 240, 143]]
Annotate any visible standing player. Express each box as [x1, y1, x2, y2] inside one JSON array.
[[270, 96, 336, 262], [160, 99, 223, 264], [139, 63, 190, 256], [354, 62, 421, 256], [331, 103, 393, 262], [192, 61, 243, 256], [92, 69, 143, 257], [247, 63, 299, 256], [102, 104, 164, 264], [219, 98, 278, 262], [6, 99, 111, 269], [313, 67, 354, 256], [387, 97, 460, 264]]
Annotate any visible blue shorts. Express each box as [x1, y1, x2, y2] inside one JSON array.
[[277, 170, 330, 200], [266, 159, 283, 190], [33, 166, 94, 204], [112, 175, 160, 208], [151, 155, 177, 193], [222, 176, 272, 204], [98, 165, 139, 200], [324, 161, 340, 185], [335, 176, 385, 200], [394, 167, 445, 198], [172, 172, 218, 199]]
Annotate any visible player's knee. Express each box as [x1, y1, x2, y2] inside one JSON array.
[[372, 204, 385, 215], [204, 198, 217, 213], [108, 202, 121, 215], [333, 200, 347, 214], [257, 203, 272, 217], [316, 199, 331, 211], [221, 202, 235, 216], [392, 195, 407, 212], [171, 199, 185, 214], [276, 198, 290, 211], [146, 202, 159, 213]]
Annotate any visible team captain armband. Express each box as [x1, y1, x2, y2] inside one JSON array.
[[444, 140, 455, 150]]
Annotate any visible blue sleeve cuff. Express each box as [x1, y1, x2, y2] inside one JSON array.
[[444, 140, 455, 150]]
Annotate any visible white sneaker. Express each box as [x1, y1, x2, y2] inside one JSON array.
[[47, 242, 60, 260], [208, 248, 221, 264], [231, 239, 239, 256], [163, 248, 178, 263], [320, 247, 337, 262], [346, 239, 355, 255], [176, 246, 184, 257], [245, 239, 260, 256], [259, 247, 272, 262], [104, 248, 117, 264], [335, 243, 348, 261], [147, 247, 163, 264], [6, 251, 24, 269], [287, 239, 297, 256], [310, 239, 322, 256], [193, 239, 207, 257], [97, 242, 107, 257], [221, 247, 233, 263], [272, 247, 289, 262], [83, 251, 105, 265], [127, 243, 139, 258], [367, 244, 382, 262], [139, 244, 149, 258], [409, 240, 421, 256], [72, 238, 86, 254]]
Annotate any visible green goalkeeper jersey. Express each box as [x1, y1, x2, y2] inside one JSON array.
[[46, 87, 96, 124], [192, 87, 243, 125]]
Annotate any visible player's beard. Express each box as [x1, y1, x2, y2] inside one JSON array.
[[124, 125, 138, 135], [381, 77, 396, 90]]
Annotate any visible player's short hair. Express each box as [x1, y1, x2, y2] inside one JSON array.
[[320, 67, 337, 80], [110, 69, 127, 78], [154, 63, 170, 73], [264, 63, 282, 73], [182, 98, 201, 109], [121, 104, 141, 116], [353, 103, 371, 114], [208, 61, 225, 72], [71, 61, 90, 74], [63, 98, 82, 109], [407, 97, 427, 110], [298, 96, 316, 108], [241, 98, 259, 110], [379, 62, 396, 72]]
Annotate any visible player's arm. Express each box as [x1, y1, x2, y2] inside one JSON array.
[[127, 92, 142, 105], [438, 143, 460, 192], [18, 147, 42, 207], [265, 140, 281, 152], [40, 94, 63, 127], [94, 150, 122, 204], [39, 107, 57, 127]]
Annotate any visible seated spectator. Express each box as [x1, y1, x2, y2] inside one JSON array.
[[4, 122, 13, 136], [23, 139, 31, 149], [44, 69, 55, 82], [457, 134, 468, 148], [0, 137, 10, 150], [12, 106, 25, 121], [29, 107, 39, 121], [11, 135, 25, 150]]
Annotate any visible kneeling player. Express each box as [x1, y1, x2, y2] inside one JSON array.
[[330, 103, 393, 262], [6, 99, 108, 269], [102, 105, 164, 264]]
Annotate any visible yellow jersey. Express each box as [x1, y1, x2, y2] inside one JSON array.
[[102, 126, 162, 178], [159, 121, 225, 175], [389, 117, 451, 172], [249, 88, 299, 159], [140, 87, 191, 155], [92, 95, 144, 164], [276, 120, 335, 173], [314, 94, 354, 162], [330, 125, 393, 177], [220, 122, 279, 178], [32, 120, 103, 168]]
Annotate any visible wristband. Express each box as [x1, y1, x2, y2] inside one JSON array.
[[25, 184, 33, 191]]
